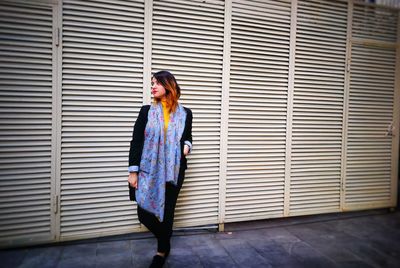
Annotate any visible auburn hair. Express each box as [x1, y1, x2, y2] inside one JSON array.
[[152, 70, 181, 113]]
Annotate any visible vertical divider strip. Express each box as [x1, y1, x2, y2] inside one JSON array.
[[218, 0, 232, 231], [53, 0, 63, 241], [284, 0, 297, 217], [341, 0, 353, 211], [143, 0, 153, 105], [390, 10, 400, 207]]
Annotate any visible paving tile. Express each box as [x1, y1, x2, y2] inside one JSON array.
[[285, 240, 337, 268], [330, 217, 383, 239], [324, 233, 398, 268], [260, 227, 302, 244], [335, 260, 375, 268], [219, 238, 271, 268], [196, 256, 237, 268], [285, 223, 329, 241], [167, 253, 204, 268], [95, 253, 131, 268], [57, 255, 96, 268], [365, 233, 400, 258], [347, 241, 399, 268], [246, 239, 305, 268], [216, 226, 300, 244], [166, 239, 203, 268], [131, 238, 156, 268], [182, 235, 238, 268], [376, 212, 400, 230], [0, 249, 26, 268], [231, 229, 269, 241], [330, 214, 400, 245], [286, 224, 361, 263], [61, 243, 97, 259], [214, 231, 238, 240], [170, 234, 202, 248], [322, 219, 400, 267], [18, 247, 62, 268], [96, 240, 131, 256]]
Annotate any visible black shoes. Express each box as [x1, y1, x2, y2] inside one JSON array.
[[149, 250, 170, 268], [149, 254, 165, 268]]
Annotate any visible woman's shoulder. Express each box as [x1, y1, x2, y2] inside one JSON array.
[[140, 104, 151, 112], [182, 105, 192, 114], [137, 105, 151, 118]]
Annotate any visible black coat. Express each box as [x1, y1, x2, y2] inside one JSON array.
[[129, 104, 193, 175]]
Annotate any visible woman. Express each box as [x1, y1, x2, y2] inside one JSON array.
[[128, 70, 193, 268]]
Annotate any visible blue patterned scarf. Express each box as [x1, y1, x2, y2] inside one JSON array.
[[135, 102, 187, 221]]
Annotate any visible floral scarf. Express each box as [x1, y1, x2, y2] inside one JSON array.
[[135, 102, 187, 221]]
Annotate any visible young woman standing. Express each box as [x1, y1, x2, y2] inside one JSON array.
[[128, 70, 193, 268]]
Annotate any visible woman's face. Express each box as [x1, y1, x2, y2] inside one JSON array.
[[151, 77, 166, 100]]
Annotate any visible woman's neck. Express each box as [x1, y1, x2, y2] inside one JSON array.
[[160, 99, 167, 106], [160, 98, 169, 113]]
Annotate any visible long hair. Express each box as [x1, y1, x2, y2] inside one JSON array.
[[152, 70, 181, 113]]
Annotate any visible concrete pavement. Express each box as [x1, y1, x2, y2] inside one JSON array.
[[1, 208, 399, 267]]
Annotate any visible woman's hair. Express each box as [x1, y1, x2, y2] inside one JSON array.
[[152, 70, 181, 113]]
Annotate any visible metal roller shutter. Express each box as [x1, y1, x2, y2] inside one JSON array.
[[290, 0, 347, 215], [152, 0, 224, 227], [225, 0, 291, 222], [61, 0, 145, 239], [0, 0, 55, 246], [345, 3, 398, 208]]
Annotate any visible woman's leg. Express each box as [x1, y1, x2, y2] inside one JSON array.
[[137, 169, 185, 255], [137, 205, 163, 238], [157, 182, 181, 253]]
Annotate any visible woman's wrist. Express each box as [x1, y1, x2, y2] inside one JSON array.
[[128, 165, 139, 173], [184, 141, 192, 153]]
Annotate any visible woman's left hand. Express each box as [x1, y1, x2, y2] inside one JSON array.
[[183, 144, 190, 156]]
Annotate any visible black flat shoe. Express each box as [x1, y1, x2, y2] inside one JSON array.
[[149, 254, 166, 268]]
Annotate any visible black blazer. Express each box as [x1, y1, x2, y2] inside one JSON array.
[[129, 104, 193, 172]]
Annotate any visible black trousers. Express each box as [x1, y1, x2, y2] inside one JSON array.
[[137, 170, 184, 253]]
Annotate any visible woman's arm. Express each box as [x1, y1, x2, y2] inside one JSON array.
[[183, 108, 193, 154], [128, 105, 150, 172]]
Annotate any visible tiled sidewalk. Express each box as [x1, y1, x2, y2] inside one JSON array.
[[1, 209, 399, 268]]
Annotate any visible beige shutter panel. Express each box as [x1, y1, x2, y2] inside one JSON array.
[[345, 3, 398, 209], [60, 0, 145, 239], [0, 1, 54, 246], [151, 0, 225, 227], [225, 0, 291, 222], [290, 0, 347, 215]]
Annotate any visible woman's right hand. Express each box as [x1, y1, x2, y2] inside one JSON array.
[[128, 172, 138, 188]]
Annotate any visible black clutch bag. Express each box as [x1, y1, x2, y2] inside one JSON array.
[[128, 183, 136, 201]]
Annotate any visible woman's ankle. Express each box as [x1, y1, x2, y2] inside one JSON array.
[[156, 251, 166, 257], [157, 242, 170, 257]]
